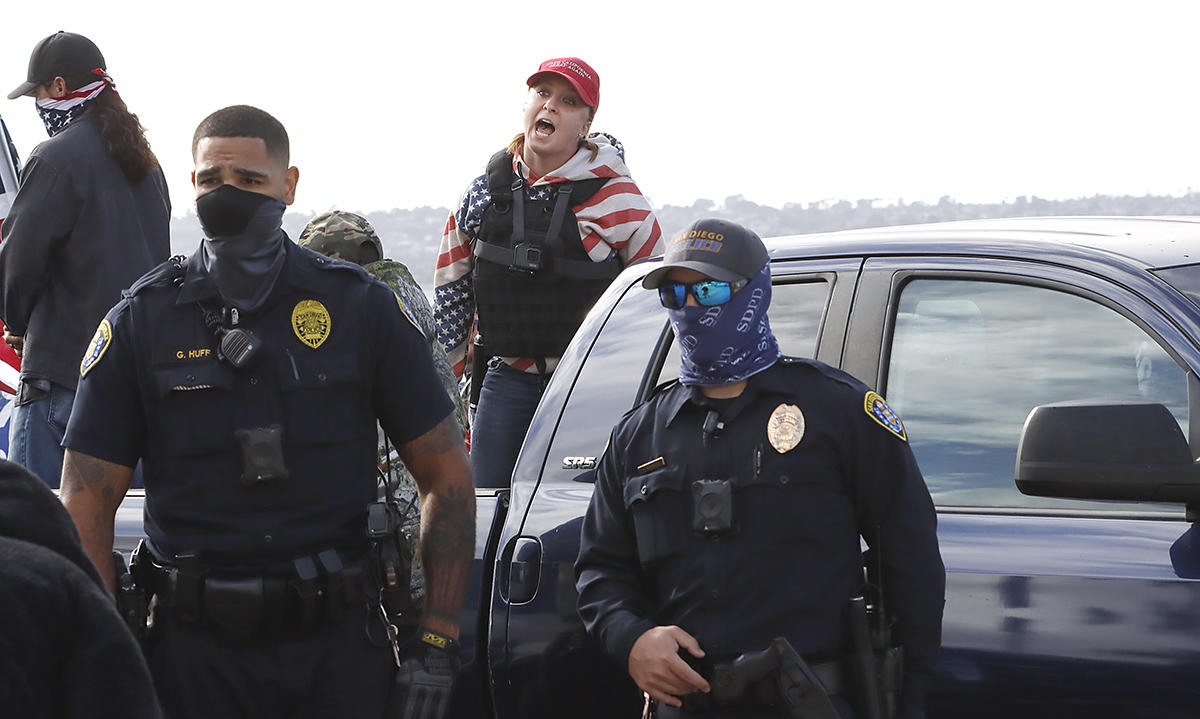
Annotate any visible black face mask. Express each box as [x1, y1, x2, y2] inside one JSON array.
[[197, 184, 289, 313], [196, 184, 275, 238]]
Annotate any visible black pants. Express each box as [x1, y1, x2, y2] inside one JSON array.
[[148, 602, 395, 719]]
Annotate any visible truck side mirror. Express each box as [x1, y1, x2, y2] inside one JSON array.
[[1016, 400, 1200, 518]]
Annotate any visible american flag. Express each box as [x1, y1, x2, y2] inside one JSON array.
[[0, 113, 24, 455], [433, 133, 662, 377]]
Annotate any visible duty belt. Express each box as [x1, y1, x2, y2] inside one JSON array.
[[141, 547, 370, 644]]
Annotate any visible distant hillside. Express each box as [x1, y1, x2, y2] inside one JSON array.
[[170, 207, 451, 291], [170, 192, 1200, 294]]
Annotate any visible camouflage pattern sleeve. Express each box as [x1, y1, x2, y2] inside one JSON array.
[[368, 258, 469, 605], [368, 259, 467, 432]]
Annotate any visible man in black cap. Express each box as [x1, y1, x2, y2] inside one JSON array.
[[0, 30, 169, 486], [575, 218, 945, 718]]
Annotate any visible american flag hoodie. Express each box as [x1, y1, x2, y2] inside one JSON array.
[[433, 133, 662, 377]]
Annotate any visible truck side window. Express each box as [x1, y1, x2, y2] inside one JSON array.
[[885, 278, 1189, 509], [544, 284, 671, 479], [659, 280, 831, 384]]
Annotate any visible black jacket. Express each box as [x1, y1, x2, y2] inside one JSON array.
[[576, 358, 945, 715], [64, 243, 453, 568], [0, 459, 162, 716], [0, 113, 170, 390]]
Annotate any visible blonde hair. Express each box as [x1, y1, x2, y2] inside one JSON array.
[[507, 133, 599, 163]]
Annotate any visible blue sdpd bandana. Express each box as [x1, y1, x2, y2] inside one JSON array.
[[668, 262, 780, 386]]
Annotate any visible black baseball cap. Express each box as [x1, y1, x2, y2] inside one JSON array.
[[642, 218, 769, 288], [7, 31, 106, 100]]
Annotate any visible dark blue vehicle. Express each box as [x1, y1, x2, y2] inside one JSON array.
[[116, 216, 1200, 717]]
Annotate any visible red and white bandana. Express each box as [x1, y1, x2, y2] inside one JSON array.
[[35, 69, 116, 137]]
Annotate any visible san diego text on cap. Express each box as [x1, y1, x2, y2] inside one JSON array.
[[642, 218, 769, 288]]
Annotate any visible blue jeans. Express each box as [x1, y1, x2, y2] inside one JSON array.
[[9, 379, 74, 488], [470, 359, 548, 488]]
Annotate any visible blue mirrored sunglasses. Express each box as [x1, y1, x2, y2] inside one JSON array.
[[658, 278, 748, 309]]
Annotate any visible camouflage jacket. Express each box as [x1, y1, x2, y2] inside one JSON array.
[[366, 258, 466, 601]]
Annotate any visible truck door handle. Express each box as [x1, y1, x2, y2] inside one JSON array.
[[508, 537, 542, 604]]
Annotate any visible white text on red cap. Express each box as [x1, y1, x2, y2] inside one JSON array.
[[545, 59, 593, 80]]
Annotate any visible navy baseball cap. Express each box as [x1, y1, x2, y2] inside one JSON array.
[[8, 31, 106, 100], [642, 218, 769, 288]]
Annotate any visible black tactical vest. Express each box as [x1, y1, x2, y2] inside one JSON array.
[[472, 150, 622, 360]]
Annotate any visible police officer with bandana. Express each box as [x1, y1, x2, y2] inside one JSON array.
[[575, 219, 945, 719], [59, 106, 473, 719]]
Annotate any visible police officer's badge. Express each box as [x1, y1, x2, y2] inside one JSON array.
[[767, 403, 805, 453], [80, 319, 112, 377], [292, 300, 331, 349], [864, 391, 907, 441]]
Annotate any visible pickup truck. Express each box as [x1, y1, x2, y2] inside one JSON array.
[[114, 215, 1200, 718]]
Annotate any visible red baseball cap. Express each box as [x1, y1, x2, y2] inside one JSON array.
[[527, 57, 600, 111]]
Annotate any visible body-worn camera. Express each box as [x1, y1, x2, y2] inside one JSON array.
[[510, 242, 544, 272], [692, 479, 734, 534], [234, 425, 289, 485]]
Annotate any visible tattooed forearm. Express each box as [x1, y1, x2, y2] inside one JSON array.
[[400, 416, 474, 638], [61, 449, 135, 594], [420, 481, 475, 634]]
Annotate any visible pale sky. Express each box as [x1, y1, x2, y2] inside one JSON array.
[[3, 1, 1199, 217]]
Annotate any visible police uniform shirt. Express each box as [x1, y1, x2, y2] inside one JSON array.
[[64, 241, 453, 569], [575, 358, 945, 707]]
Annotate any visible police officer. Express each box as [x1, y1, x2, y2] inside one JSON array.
[[575, 219, 945, 719], [60, 106, 474, 719]]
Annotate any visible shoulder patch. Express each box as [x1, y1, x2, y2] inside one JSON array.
[[80, 320, 113, 377], [864, 391, 906, 441], [396, 295, 425, 338]]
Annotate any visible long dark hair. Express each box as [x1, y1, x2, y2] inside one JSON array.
[[60, 73, 159, 183]]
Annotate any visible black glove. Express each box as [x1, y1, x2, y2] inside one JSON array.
[[393, 631, 461, 719]]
